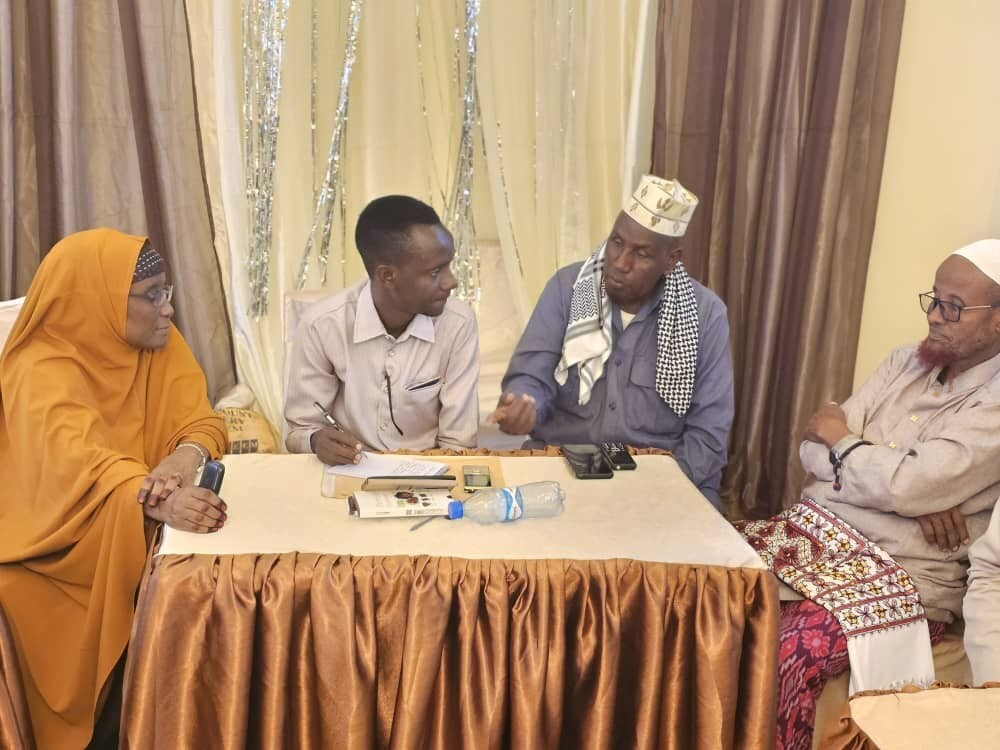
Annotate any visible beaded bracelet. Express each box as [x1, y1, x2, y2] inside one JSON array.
[[828, 439, 872, 491]]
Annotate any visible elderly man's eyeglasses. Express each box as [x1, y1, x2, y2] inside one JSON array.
[[919, 292, 1000, 322], [129, 284, 173, 308]]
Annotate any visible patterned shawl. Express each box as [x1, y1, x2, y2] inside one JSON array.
[[553, 244, 700, 416], [737, 499, 936, 693]]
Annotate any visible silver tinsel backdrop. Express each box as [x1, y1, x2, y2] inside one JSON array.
[[243, 0, 291, 319], [242, 0, 484, 315]]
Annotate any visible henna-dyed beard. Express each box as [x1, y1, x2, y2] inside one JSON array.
[[917, 336, 958, 370]]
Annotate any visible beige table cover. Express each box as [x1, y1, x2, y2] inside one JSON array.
[[122, 453, 778, 749], [819, 682, 1000, 748]]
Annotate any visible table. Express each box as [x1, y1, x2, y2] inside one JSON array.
[[121, 453, 778, 749], [819, 682, 1000, 748]]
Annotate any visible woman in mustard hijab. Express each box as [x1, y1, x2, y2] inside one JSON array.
[[0, 228, 228, 748]]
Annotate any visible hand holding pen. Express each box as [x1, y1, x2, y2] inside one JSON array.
[[312, 402, 367, 466]]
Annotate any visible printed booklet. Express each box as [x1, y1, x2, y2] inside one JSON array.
[[348, 488, 454, 519]]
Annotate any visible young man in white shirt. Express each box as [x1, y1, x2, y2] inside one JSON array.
[[285, 195, 479, 464]]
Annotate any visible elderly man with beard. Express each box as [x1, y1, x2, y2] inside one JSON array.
[[738, 239, 1000, 750]]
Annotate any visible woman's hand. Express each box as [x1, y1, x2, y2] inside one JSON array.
[[142, 486, 227, 533], [137, 446, 204, 507]]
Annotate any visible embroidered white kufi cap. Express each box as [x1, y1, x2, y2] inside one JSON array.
[[624, 175, 699, 238]]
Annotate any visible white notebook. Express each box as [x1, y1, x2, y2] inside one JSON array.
[[325, 452, 449, 479]]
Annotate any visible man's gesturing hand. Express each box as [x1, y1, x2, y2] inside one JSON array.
[[488, 392, 537, 435]]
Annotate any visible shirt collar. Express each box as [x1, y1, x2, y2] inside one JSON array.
[[353, 281, 437, 344], [939, 348, 1000, 393], [612, 276, 666, 324]]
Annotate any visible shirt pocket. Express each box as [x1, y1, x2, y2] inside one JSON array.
[[400, 375, 443, 403], [404, 375, 443, 394], [392, 376, 442, 435], [625, 355, 665, 433], [554, 365, 586, 415]]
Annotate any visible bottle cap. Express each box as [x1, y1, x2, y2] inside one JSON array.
[[447, 501, 464, 520]]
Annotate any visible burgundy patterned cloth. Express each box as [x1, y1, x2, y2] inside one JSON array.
[[738, 500, 927, 637], [736, 499, 937, 694], [776, 600, 946, 750]]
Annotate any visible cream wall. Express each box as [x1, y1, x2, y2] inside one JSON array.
[[854, 0, 1000, 387]]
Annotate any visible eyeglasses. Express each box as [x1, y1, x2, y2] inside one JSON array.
[[919, 292, 1000, 323], [129, 284, 174, 308]]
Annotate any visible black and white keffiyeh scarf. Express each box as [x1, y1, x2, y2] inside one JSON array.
[[553, 244, 700, 416]]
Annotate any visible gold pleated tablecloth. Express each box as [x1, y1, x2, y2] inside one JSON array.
[[120, 453, 779, 749]]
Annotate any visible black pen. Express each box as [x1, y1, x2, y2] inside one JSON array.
[[313, 401, 345, 432]]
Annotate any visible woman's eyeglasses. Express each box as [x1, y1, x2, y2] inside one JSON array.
[[129, 284, 174, 308]]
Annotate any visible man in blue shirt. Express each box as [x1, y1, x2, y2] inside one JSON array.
[[490, 176, 734, 507]]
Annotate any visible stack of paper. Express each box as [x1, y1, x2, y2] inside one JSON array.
[[321, 452, 450, 498], [326, 452, 449, 479]]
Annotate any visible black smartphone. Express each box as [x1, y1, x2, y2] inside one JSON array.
[[198, 460, 225, 494], [601, 442, 637, 471], [561, 444, 614, 479]]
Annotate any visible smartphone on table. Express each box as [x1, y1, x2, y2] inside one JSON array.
[[601, 442, 637, 471], [561, 444, 614, 480], [198, 460, 226, 493]]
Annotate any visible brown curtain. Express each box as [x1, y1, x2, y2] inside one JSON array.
[[123, 554, 779, 749], [651, 0, 905, 518], [0, 0, 235, 399]]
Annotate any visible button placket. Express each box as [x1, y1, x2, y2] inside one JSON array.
[[379, 340, 394, 433]]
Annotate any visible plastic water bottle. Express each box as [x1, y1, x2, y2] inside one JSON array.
[[448, 481, 565, 524]]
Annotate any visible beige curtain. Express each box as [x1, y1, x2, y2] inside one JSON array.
[[478, 0, 658, 314], [652, 0, 906, 518], [187, 0, 656, 433], [188, 0, 477, 432], [0, 0, 235, 399]]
